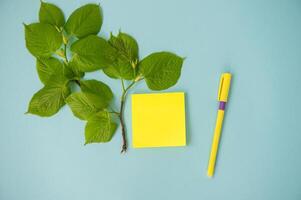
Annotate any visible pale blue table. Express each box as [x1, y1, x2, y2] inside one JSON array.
[[0, 0, 300, 199]]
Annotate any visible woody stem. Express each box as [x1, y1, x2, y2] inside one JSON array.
[[119, 80, 135, 153]]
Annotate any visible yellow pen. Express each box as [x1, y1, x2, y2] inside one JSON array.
[[207, 73, 232, 178]]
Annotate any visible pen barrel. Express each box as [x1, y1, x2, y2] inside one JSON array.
[[207, 103, 226, 177]]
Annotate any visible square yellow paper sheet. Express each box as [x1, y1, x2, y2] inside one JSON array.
[[132, 92, 186, 148]]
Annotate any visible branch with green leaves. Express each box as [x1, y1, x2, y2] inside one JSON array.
[[24, 2, 184, 153]]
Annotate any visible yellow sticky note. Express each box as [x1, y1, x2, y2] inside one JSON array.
[[132, 92, 186, 148]]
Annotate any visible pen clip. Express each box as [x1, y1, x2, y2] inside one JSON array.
[[217, 73, 232, 102], [218, 75, 224, 101]]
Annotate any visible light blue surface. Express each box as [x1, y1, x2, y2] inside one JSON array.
[[0, 0, 301, 199]]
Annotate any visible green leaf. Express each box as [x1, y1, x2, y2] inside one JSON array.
[[39, 2, 65, 28], [64, 4, 102, 38], [103, 32, 138, 80], [65, 92, 98, 120], [64, 59, 85, 80], [85, 111, 117, 144], [70, 35, 116, 72], [109, 32, 138, 62], [139, 52, 184, 90], [80, 79, 113, 105], [66, 80, 113, 120], [36, 57, 64, 84], [46, 70, 69, 87], [24, 23, 62, 57], [28, 59, 70, 117], [27, 84, 70, 117]]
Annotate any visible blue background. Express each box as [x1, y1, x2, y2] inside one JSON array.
[[0, 0, 301, 199]]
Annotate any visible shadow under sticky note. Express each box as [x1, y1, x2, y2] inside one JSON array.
[[132, 92, 186, 148]]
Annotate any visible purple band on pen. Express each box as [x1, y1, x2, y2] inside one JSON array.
[[219, 101, 226, 110]]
